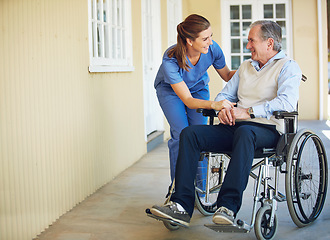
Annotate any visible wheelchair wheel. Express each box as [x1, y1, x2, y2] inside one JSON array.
[[195, 153, 228, 215], [285, 129, 328, 227], [254, 205, 278, 240], [163, 221, 179, 231]]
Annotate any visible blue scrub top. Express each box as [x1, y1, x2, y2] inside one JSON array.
[[154, 40, 226, 94]]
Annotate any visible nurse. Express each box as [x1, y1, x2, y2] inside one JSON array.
[[154, 14, 235, 182]]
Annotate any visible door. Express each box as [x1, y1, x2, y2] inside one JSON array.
[[167, 0, 182, 47], [142, 0, 163, 137]]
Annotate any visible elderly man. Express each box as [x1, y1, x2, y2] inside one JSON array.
[[149, 20, 302, 227]]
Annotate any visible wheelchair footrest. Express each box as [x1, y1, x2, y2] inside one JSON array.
[[145, 208, 188, 228], [274, 194, 286, 202], [205, 223, 250, 233]]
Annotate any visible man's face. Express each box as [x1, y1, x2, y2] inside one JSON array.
[[246, 25, 269, 66]]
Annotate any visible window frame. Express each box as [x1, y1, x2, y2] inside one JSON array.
[[221, 0, 292, 70], [88, 0, 134, 73]]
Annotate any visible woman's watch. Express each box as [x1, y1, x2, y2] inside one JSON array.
[[248, 107, 255, 119]]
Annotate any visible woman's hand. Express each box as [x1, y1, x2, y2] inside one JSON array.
[[211, 99, 236, 111]]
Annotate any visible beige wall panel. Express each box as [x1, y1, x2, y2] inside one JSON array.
[[292, 0, 319, 119], [294, 0, 328, 120], [0, 0, 146, 239], [321, 0, 328, 119]]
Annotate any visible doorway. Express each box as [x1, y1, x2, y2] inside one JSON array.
[[142, 0, 163, 139]]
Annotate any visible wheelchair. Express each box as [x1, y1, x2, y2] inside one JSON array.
[[159, 75, 328, 239], [191, 107, 328, 240]]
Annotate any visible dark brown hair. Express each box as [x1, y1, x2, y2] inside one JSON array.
[[168, 14, 210, 71]]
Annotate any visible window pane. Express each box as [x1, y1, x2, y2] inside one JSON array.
[[117, 29, 121, 58], [92, 22, 96, 57], [112, 0, 116, 23], [230, 5, 239, 19], [276, 4, 285, 18], [105, 25, 110, 58], [117, 0, 121, 25], [97, 0, 103, 21], [242, 21, 251, 37], [243, 55, 250, 61], [282, 37, 287, 51], [121, 0, 126, 26], [231, 39, 240, 53], [242, 5, 251, 19], [277, 21, 286, 35], [231, 56, 240, 70], [103, 0, 107, 22], [112, 27, 116, 58], [97, 24, 101, 57], [264, 4, 273, 19], [231, 22, 240, 36], [243, 38, 249, 53], [122, 29, 126, 57], [92, 0, 95, 19]]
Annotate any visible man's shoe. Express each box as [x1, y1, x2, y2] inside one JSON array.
[[212, 206, 235, 225], [150, 201, 190, 227]]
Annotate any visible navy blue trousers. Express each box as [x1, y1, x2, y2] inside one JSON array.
[[170, 122, 280, 217]]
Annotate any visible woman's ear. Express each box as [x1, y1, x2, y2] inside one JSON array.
[[186, 38, 193, 47]]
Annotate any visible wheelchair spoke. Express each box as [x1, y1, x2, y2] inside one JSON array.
[[195, 153, 229, 215]]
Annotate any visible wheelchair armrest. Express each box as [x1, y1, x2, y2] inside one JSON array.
[[273, 111, 298, 119], [196, 108, 218, 117], [198, 109, 298, 119], [196, 109, 218, 125]]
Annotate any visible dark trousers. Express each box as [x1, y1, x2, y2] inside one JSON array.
[[170, 122, 280, 217]]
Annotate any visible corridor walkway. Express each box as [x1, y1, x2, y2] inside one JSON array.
[[36, 121, 330, 240]]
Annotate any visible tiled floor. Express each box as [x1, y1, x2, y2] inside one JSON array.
[[36, 121, 330, 240]]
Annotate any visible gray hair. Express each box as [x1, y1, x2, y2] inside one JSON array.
[[250, 20, 282, 51]]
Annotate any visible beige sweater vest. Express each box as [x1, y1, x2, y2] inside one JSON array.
[[237, 57, 290, 133]]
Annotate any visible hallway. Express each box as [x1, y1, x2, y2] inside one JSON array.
[[36, 121, 330, 240]]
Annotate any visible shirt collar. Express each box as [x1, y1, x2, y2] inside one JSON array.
[[250, 50, 286, 71]]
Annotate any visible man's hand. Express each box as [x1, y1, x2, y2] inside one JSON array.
[[218, 107, 250, 125], [218, 108, 234, 125]]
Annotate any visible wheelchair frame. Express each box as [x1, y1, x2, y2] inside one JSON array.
[[193, 108, 328, 240], [159, 74, 328, 239]]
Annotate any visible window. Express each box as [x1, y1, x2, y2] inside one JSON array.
[[88, 0, 134, 72], [221, 0, 292, 70]]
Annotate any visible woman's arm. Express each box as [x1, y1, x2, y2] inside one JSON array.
[[215, 65, 236, 82], [171, 81, 235, 110]]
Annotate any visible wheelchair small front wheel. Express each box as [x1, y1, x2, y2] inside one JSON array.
[[163, 221, 179, 231], [254, 205, 278, 240]]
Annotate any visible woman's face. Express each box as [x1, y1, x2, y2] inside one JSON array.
[[190, 27, 213, 54]]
